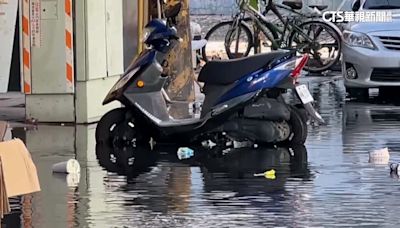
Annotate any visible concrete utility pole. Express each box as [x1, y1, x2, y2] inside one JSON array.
[[159, 0, 195, 102]]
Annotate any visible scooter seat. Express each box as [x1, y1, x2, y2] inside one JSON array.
[[198, 52, 291, 85], [308, 5, 328, 11], [282, 1, 303, 10]]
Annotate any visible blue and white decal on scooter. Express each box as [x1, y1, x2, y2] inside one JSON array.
[[251, 74, 269, 84], [217, 65, 292, 104]]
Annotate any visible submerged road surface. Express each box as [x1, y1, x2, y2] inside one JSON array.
[[3, 76, 400, 227]]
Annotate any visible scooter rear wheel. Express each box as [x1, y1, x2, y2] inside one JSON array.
[[286, 106, 308, 145]]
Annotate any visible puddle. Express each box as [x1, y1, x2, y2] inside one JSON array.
[[3, 77, 400, 227]]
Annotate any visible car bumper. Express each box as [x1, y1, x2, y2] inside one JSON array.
[[342, 43, 400, 88]]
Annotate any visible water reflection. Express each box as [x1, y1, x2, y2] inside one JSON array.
[[93, 144, 313, 227], [343, 102, 400, 153], [95, 144, 158, 180], [198, 146, 310, 194], [2, 125, 85, 228]]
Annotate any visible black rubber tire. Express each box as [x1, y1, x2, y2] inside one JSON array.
[[96, 108, 151, 150], [295, 104, 309, 124], [96, 108, 128, 145], [288, 21, 342, 73], [287, 106, 308, 145], [202, 21, 254, 62], [225, 20, 279, 59]]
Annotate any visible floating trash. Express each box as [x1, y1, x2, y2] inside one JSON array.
[[254, 169, 276, 180], [202, 140, 217, 149], [369, 148, 390, 164], [233, 141, 253, 149], [52, 159, 81, 174], [177, 147, 194, 160]]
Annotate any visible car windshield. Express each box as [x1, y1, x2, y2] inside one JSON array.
[[364, 0, 400, 9]]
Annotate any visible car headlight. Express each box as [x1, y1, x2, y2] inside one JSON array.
[[343, 30, 376, 50]]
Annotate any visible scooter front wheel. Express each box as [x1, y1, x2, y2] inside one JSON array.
[[96, 108, 128, 145], [96, 108, 150, 149]]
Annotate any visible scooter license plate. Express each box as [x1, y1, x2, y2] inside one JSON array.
[[295, 84, 314, 104]]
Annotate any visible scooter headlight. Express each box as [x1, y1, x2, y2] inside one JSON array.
[[142, 28, 154, 43]]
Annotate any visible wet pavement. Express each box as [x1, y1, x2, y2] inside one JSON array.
[[0, 92, 25, 124], [2, 75, 400, 227]]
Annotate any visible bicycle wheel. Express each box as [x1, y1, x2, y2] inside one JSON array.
[[202, 21, 253, 62], [288, 21, 342, 73]]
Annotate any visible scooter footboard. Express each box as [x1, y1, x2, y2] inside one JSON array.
[[125, 91, 171, 123]]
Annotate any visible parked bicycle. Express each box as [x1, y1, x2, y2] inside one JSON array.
[[202, 0, 342, 73]]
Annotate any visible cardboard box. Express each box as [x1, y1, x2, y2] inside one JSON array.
[[0, 139, 41, 218], [0, 159, 10, 218]]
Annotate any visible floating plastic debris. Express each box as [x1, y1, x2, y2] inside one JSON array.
[[254, 169, 276, 180], [233, 141, 253, 149], [52, 159, 81, 174], [202, 140, 217, 149], [177, 147, 194, 160], [369, 148, 390, 164]]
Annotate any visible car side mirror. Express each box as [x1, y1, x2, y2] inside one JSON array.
[[352, 0, 361, 11]]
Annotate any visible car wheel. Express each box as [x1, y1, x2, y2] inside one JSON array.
[[346, 87, 369, 100]]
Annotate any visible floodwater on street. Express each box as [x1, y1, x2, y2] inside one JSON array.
[[3, 75, 400, 227]]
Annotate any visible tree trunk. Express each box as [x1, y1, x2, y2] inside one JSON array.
[[163, 0, 194, 102]]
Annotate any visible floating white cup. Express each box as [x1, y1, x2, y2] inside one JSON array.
[[52, 159, 80, 174], [369, 148, 390, 165]]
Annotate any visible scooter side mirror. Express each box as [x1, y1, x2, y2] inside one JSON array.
[[164, 1, 182, 25]]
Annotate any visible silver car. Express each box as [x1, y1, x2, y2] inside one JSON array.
[[342, 0, 400, 98]]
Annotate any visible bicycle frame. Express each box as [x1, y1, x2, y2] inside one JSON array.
[[237, 0, 315, 51], [218, 0, 342, 73]]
